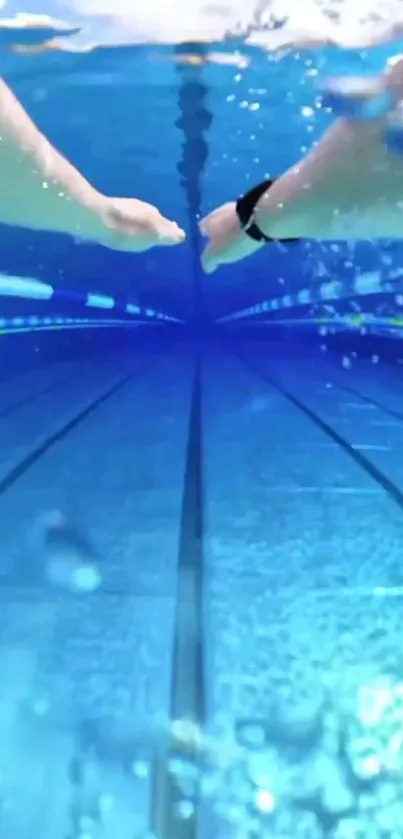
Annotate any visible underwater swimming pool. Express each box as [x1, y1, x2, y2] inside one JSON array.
[[2, 3, 403, 837]]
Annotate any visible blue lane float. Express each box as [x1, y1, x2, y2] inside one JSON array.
[[0, 315, 148, 337], [86, 293, 115, 310], [125, 303, 141, 315], [0, 273, 183, 323], [0, 276, 54, 300], [216, 270, 387, 325]]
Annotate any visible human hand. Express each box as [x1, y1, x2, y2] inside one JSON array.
[[199, 201, 260, 273], [100, 195, 186, 252]]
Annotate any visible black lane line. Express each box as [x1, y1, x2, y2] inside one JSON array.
[[172, 349, 205, 722], [234, 349, 403, 511], [0, 338, 179, 421], [304, 362, 403, 425], [0, 371, 80, 420], [151, 351, 205, 839], [0, 372, 135, 497]]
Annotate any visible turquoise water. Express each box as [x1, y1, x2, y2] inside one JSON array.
[[1, 20, 403, 839]]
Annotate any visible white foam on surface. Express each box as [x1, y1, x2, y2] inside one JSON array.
[[1, 0, 403, 51]]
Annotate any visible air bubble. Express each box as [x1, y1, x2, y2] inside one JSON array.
[[98, 794, 115, 815], [255, 789, 275, 813], [176, 799, 195, 819], [79, 817, 95, 833], [237, 723, 266, 748], [32, 698, 50, 717], [131, 760, 149, 779], [73, 565, 102, 592]]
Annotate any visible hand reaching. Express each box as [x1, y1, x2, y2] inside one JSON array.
[[100, 196, 185, 252], [199, 58, 403, 275], [199, 201, 261, 274]]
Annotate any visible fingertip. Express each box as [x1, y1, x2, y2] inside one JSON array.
[[157, 224, 186, 246], [171, 230, 186, 246], [201, 254, 216, 274]]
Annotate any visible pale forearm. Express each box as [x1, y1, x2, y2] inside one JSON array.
[[252, 58, 403, 241], [0, 76, 185, 253], [0, 76, 106, 238]]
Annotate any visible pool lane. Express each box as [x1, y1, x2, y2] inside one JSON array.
[[202, 346, 402, 595], [200, 344, 403, 838], [4, 342, 403, 839], [0, 344, 193, 839]]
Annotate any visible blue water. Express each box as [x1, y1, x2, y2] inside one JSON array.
[[2, 35, 403, 839]]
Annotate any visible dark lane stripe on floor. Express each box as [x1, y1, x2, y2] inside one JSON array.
[[307, 365, 403, 424], [0, 372, 79, 420], [0, 372, 135, 497], [235, 349, 403, 511], [151, 350, 205, 839]]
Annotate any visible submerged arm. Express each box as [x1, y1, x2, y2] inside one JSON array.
[[252, 57, 403, 241], [0, 77, 185, 251], [0, 76, 108, 239]]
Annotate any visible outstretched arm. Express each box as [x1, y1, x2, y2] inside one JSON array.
[[0, 77, 184, 251], [199, 56, 403, 273], [0, 76, 106, 237]]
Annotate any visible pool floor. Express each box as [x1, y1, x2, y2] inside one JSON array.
[[0, 339, 401, 838]]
